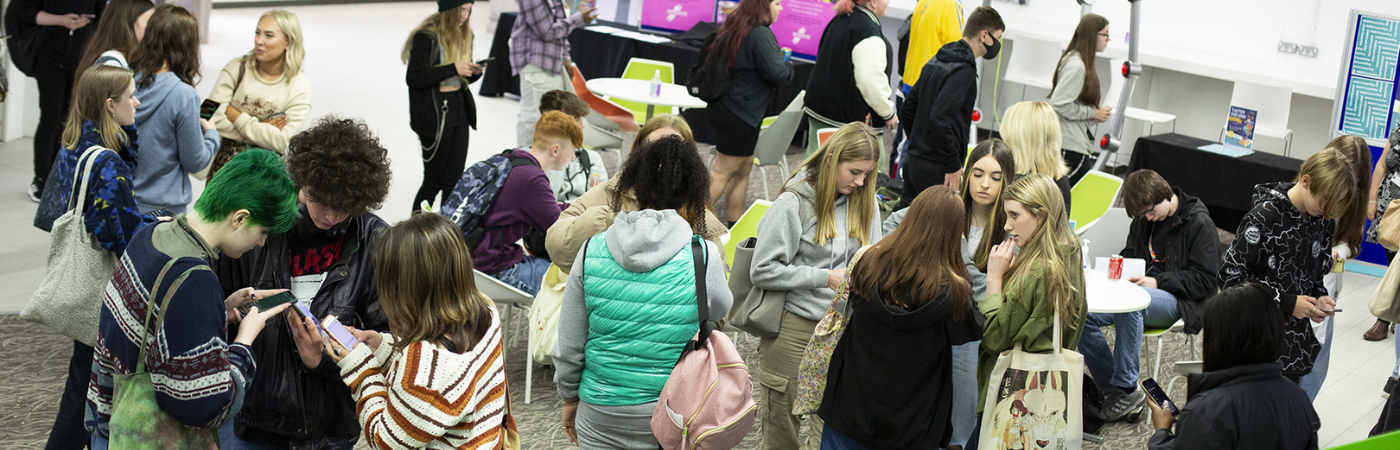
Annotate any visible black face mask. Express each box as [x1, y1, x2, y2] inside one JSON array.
[[983, 34, 1001, 60]]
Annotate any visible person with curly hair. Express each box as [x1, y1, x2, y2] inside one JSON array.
[[554, 135, 732, 448], [212, 116, 393, 449]]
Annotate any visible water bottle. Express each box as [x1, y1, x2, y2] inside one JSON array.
[[1081, 238, 1091, 270], [649, 70, 662, 97], [588, 172, 602, 189]]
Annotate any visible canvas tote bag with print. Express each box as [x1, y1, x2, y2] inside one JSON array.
[[528, 264, 566, 365], [979, 309, 1084, 450]]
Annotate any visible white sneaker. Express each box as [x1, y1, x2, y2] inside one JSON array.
[[28, 182, 41, 203]]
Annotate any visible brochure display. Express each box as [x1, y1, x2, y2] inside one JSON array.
[[640, 0, 717, 32], [1223, 106, 1257, 149], [769, 0, 837, 60]]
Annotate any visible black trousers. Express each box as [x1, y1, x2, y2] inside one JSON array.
[[414, 92, 473, 213], [1063, 150, 1096, 187], [34, 64, 75, 185], [898, 157, 959, 210], [46, 340, 94, 450]]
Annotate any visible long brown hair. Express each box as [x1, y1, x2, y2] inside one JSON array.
[[1327, 135, 1371, 256], [75, 0, 154, 73], [962, 139, 1015, 272], [400, 6, 474, 66], [129, 4, 201, 90], [374, 213, 494, 354], [1050, 13, 1107, 107], [62, 65, 134, 152], [852, 186, 970, 312], [714, 0, 775, 70]]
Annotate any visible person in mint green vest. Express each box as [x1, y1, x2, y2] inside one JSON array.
[[553, 136, 733, 449]]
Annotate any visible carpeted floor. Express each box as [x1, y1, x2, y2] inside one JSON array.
[[0, 147, 1202, 449]]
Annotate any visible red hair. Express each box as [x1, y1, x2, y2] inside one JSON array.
[[715, 0, 775, 70]]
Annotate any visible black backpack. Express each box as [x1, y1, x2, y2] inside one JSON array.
[[4, 0, 42, 77], [686, 32, 732, 103]]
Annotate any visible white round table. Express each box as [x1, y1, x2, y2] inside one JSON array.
[[1083, 269, 1151, 313], [585, 77, 707, 120]]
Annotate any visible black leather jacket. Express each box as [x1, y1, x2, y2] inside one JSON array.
[[215, 212, 388, 449]]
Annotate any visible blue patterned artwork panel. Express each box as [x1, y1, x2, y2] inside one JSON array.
[[1342, 77, 1394, 140], [1353, 16, 1400, 80]]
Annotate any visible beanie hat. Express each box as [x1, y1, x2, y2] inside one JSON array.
[[438, 0, 472, 12]]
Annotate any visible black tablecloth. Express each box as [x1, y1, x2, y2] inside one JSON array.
[[1128, 133, 1304, 232], [481, 13, 813, 144]]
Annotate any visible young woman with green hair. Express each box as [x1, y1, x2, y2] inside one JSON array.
[[751, 121, 884, 449], [86, 149, 299, 448]]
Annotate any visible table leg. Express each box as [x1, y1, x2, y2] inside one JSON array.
[[645, 104, 655, 121]]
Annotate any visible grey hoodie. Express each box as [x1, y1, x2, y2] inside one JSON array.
[[752, 174, 885, 321], [132, 71, 220, 213], [1049, 52, 1099, 155], [554, 209, 732, 402]]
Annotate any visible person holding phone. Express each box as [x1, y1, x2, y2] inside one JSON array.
[[405, 0, 483, 212], [212, 117, 392, 450], [322, 212, 510, 449], [509, 0, 597, 147], [1049, 13, 1112, 186], [85, 149, 300, 448], [207, 9, 311, 172], [9, 0, 105, 202], [1146, 283, 1320, 450]]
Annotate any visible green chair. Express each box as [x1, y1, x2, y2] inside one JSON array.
[[616, 58, 675, 123], [724, 200, 773, 272], [1328, 430, 1400, 449], [1143, 319, 1188, 381], [1069, 170, 1123, 232]]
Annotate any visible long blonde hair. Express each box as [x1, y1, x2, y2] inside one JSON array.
[[62, 65, 134, 152], [1003, 101, 1069, 179], [244, 10, 305, 81], [1002, 173, 1083, 329], [783, 122, 879, 246], [401, 6, 474, 66], [373, 212, 494, 354]]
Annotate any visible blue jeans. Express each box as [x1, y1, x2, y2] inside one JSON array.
[[489, 254, 550, 296], [820, 423, 870, 450], [950, 340, 980, 446], [1080, 287, 1180, 390], [1298, 316, 1333, 401], [90, 436, 107, 450]]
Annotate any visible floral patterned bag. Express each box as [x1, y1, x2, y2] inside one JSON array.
[[791, 246, 870, 415]]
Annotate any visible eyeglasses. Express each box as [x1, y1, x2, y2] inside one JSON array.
[[1097, 32, 1111, 39]]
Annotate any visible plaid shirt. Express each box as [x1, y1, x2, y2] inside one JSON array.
[[509, 0, 583, 76]]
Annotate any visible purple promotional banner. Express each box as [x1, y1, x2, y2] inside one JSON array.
[[640, 0, 718, 32], [769, 0, 836, 59]]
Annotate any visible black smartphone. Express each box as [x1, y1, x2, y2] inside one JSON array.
[[475, 57, 495, 65], [1141, 378, 1179, 416], [252, 291, 297, 311], [199, 98, 221, 120]]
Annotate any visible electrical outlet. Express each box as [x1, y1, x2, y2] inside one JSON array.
[[1299, 46, 1319, 57], [1278, 42, 1299, 53]]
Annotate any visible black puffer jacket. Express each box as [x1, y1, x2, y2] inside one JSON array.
[[1149, 363, 1319, 450], [1119, 188, 1221, 334], [215, 212, 389, 449]]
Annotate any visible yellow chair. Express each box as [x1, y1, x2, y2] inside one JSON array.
[[724, 200, 773, 271], [1069, 170, 1123, 232], [616, 58, 675, 123], [1328, 429, 1400, 449]]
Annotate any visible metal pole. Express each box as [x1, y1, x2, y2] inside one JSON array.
[[1094, 0, 1142, 171]]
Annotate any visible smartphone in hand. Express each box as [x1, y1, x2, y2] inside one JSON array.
[[199, 99, 221, 120], [239, 291, 295, 316], [1141, 378, 1179, 416], [475, 57, 495, 65], [322, 317, 360, 351]]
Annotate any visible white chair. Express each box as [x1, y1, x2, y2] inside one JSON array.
[[473, 270, 537, 403], [752, 91, 806, 200], [1075, 207, 1132, 264], [1221, 80, 1294, 156]]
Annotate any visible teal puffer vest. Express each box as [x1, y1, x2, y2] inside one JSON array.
[[579, 234, 700, 406]]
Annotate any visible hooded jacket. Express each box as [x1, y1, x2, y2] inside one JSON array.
[[553, 209, 733, 405], [751, 172, 885, 321], [1148, 363, 1320, 450], [1119, 187, 1221, 334], [545, 177, 728, 274], [213, 212, 389, 448], [1221, 182, 1333, 377], [132, 71, 220, 214], [899, 39, 977, 171]]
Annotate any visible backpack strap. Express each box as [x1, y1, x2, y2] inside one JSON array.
[[687, 235, 711, 353]]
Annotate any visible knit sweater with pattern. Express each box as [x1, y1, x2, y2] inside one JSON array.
[[208, 57, 313, 154], [337, 308, 507, 449]]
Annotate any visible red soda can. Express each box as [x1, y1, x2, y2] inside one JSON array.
[[1108, 255, 1124, 280]]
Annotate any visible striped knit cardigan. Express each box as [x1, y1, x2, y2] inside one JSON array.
[[338, 307, 508, 449]]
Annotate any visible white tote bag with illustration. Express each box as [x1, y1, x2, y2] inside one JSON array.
[[979, 309, 1084, 450], [527, 264, 566, 365]]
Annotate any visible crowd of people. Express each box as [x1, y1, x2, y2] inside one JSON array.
[[11, 0, 1400, 448]]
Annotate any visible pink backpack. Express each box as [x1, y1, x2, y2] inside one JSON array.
[[651, 238, 757, 450]]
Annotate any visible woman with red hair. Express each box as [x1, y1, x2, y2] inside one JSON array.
[[705, 0, 793, 225]]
